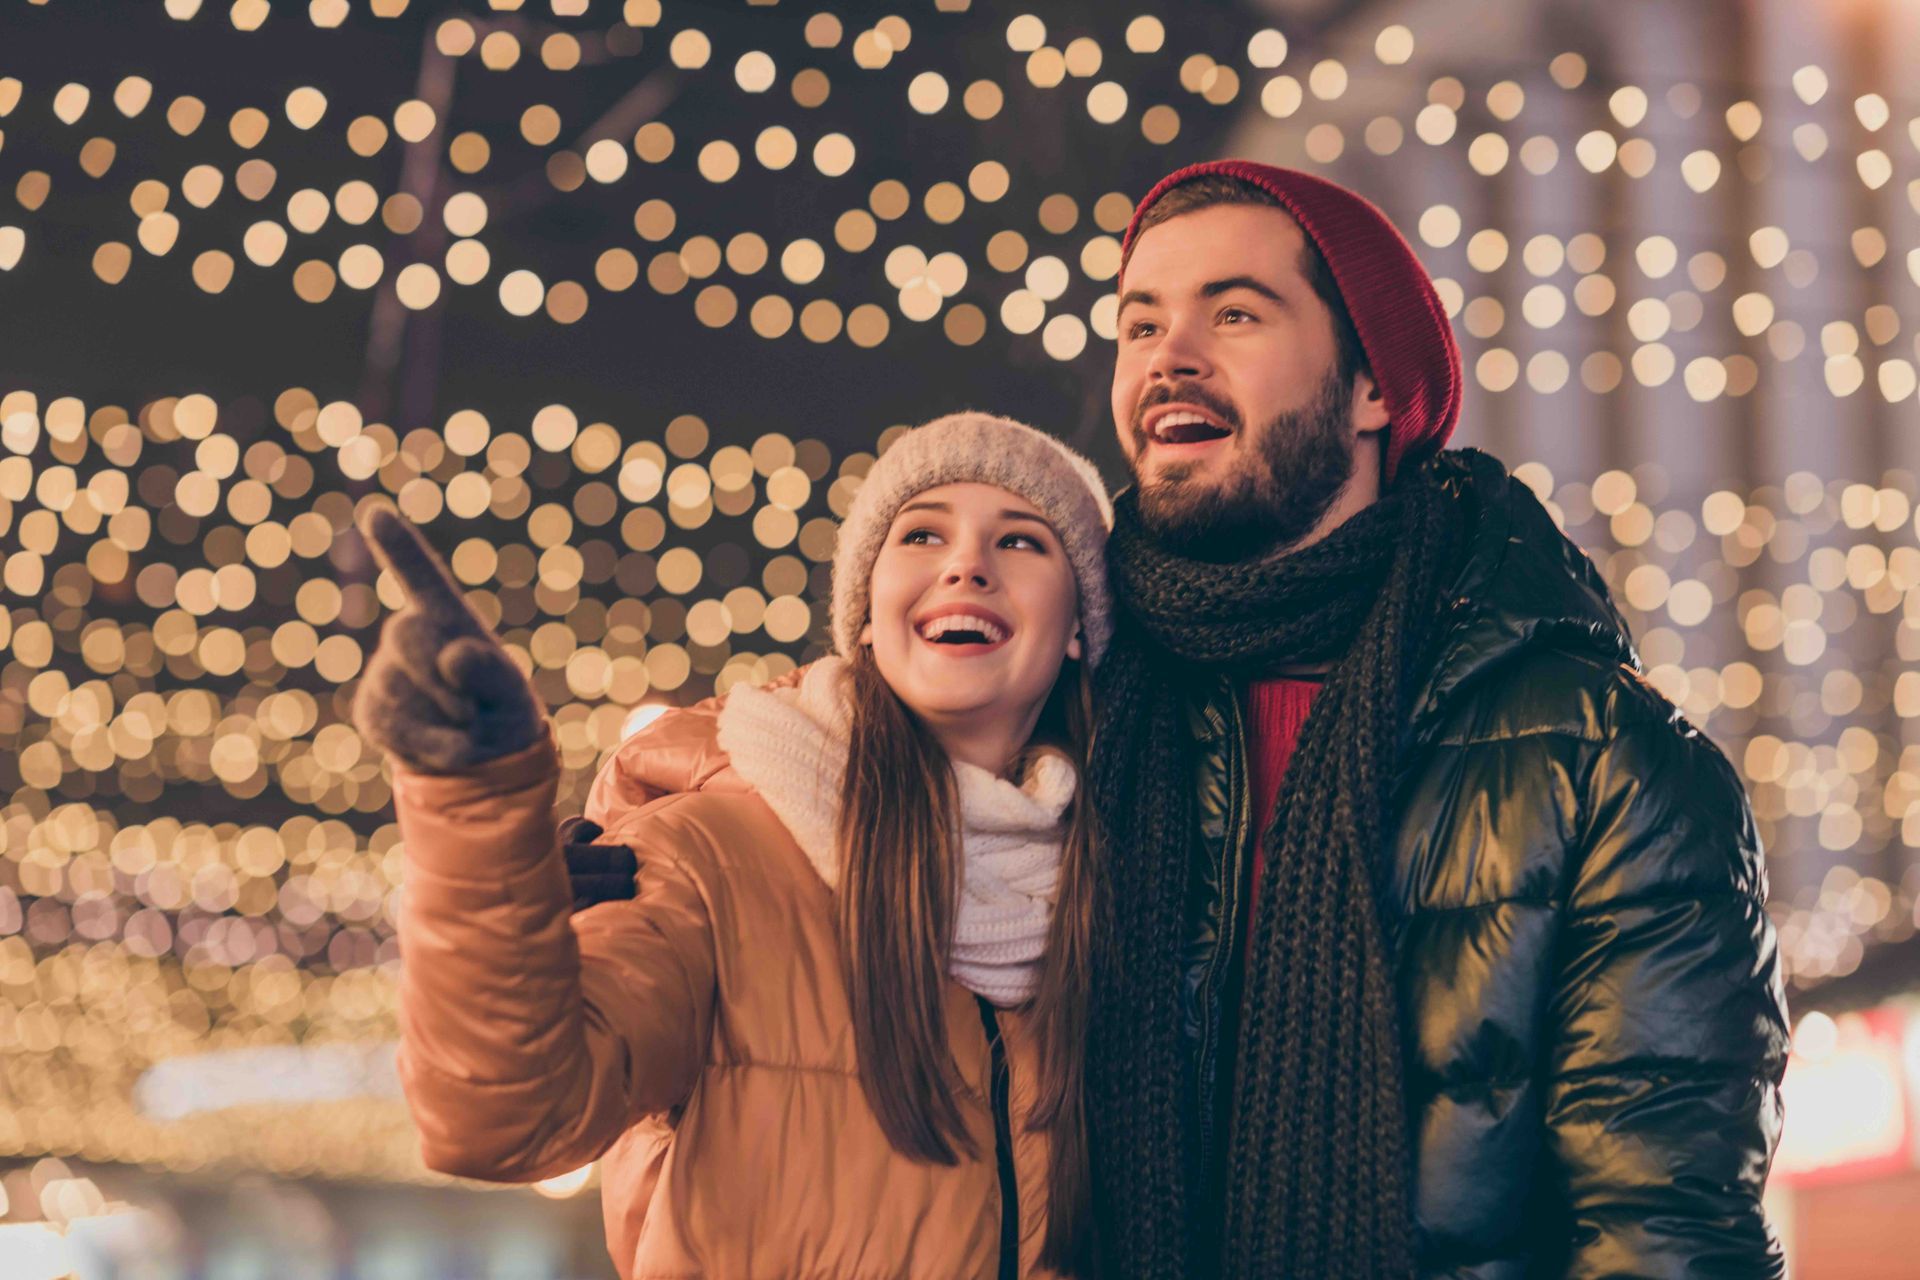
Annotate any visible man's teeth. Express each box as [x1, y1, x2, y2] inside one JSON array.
[[918, 615, 1008, 643], [1152, 411, 1227, 441]]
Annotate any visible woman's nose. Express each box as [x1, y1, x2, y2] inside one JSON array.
[[942, 554, 992, 588]]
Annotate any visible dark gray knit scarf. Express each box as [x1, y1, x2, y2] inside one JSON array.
[[1086, 456, 1466, 1279]]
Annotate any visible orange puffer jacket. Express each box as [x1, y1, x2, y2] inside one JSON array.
[[391, 697, 1061, 1280]]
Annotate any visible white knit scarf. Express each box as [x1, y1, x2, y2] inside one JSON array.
[[714, 657, 1075, 1006]]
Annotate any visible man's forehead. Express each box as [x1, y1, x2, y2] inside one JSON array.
[[1123, 202, 1309, 288]]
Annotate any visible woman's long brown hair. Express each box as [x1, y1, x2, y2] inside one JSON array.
[[838, 645, 1098, 1275]]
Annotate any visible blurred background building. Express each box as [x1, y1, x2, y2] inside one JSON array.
[[2, 0, 1919, 1276]]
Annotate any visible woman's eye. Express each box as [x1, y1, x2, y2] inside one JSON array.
[[901, 528, 942, 545], [1000, 533, 1044, 550]]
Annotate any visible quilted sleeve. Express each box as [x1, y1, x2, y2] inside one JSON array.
[[1544, 678, 1791, 1279], [390, 737, 717, 1183]]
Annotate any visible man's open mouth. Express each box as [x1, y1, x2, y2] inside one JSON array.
[[1146, 408, 1234, 445]]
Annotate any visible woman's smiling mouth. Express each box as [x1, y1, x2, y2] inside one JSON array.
[[913, 606, 1013, 652]]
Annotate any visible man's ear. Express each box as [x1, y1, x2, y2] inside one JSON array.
[[1350, 368, 1390, 437]]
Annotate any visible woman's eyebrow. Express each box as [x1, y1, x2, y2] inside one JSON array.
[[897, 500, 1048, 526]]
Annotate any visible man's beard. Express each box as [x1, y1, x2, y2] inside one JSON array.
[[1131, 366, 1358, 563]]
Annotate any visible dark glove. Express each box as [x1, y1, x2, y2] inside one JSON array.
[[352, 503, 547, 774], [558, 816, 640, 910]]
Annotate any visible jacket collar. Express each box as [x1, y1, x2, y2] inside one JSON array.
[[1404, 449, 1639, 736]]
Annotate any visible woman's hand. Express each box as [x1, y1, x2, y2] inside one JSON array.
[[352, 503, 546, 773]]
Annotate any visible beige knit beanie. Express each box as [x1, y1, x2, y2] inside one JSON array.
[[830, 411, 1115, 665]]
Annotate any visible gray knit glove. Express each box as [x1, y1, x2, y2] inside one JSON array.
[[352, 504, 547, 774]]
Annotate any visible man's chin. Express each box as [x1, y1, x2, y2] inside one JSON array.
[[1136, 443, 1234, 490], [1136, 475, 1252, 548], [1137, 469, 1354, 563], [1136, 453, 1236, 506]]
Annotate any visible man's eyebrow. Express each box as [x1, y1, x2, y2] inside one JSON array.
[[1118, 278, 1286, 312], [1201, 275, 1286, 305]]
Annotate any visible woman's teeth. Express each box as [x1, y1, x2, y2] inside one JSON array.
[[917, 615, 1008, 644]]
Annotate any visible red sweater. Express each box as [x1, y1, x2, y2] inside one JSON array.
[[1241, 674, 1322, 918]]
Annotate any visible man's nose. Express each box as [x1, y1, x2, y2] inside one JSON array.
[[1147, 323, 1211, 382]]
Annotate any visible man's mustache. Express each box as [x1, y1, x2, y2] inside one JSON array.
[[1131, 383, 1243, 446]]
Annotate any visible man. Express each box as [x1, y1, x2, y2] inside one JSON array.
[[557, 161, 1789, 1278], [1081, 161, 1788, 1278]]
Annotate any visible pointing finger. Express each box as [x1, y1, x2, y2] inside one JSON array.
[[358, 504, 476, 629]]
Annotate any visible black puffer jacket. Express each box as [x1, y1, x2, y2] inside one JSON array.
[[1178, 451, 1790, 1278]]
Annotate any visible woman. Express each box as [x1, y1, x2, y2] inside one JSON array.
[[352, 412, 1113, 1279]]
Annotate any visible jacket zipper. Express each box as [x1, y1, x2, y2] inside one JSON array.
[[975, 997, 1020, 1280], [1193, 688, 1250, 1190]]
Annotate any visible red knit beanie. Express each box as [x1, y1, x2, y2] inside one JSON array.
[[1120, 160, 1461, 484]]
